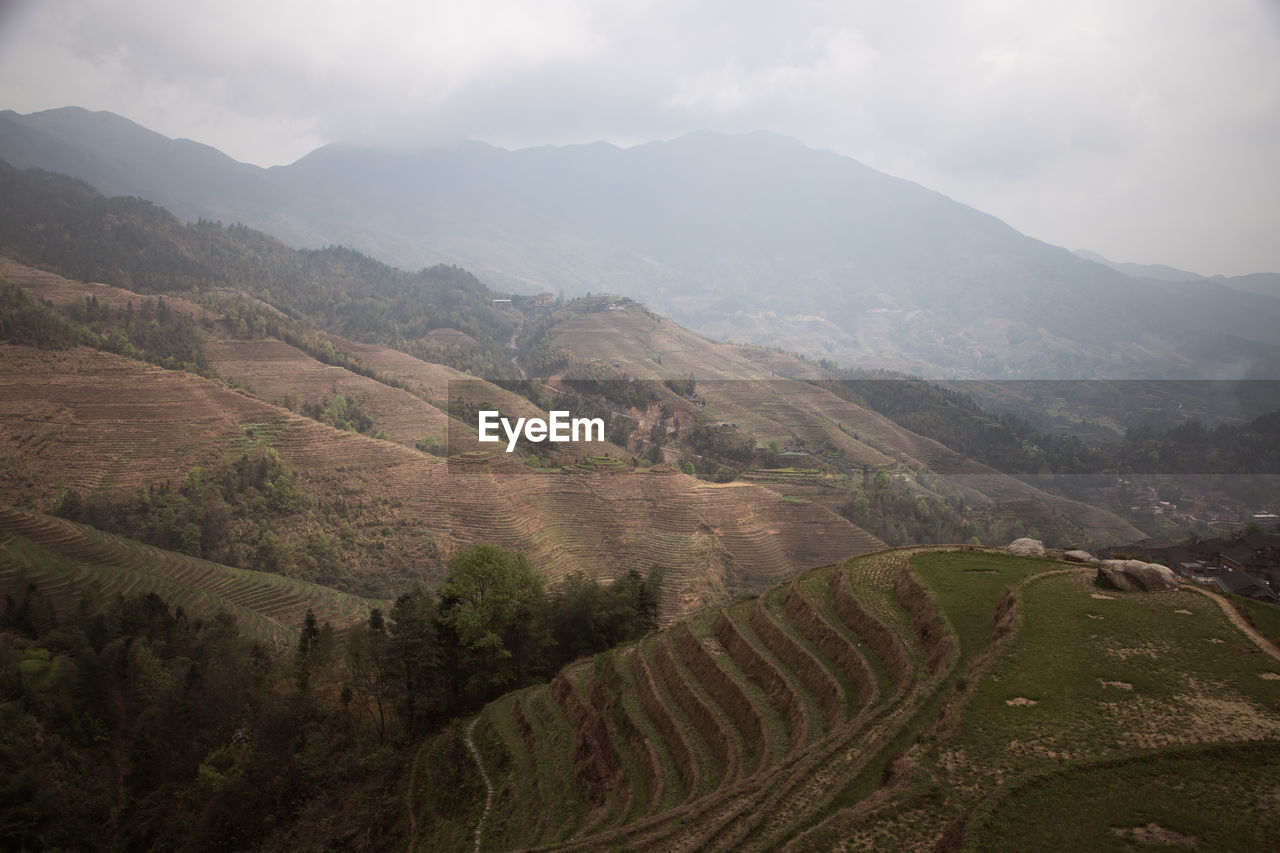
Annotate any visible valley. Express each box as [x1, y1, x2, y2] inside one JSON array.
[[1, 128, 1278, 851]]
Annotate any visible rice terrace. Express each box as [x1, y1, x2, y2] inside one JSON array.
[[4, 30, 1280, 849], [405, 546, 1280, 851], [2, 197, 1280, 850]]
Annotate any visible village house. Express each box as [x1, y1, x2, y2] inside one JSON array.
[[1214, 570, 1280, 604]]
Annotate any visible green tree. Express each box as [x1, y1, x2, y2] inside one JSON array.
[[762, 440, 782, 467], [267, 475, 297, 513], [179, 522, 202, 557], [438, 544, 545, 701], [850, 495, 871, 526], [388, 587, 442, 732]]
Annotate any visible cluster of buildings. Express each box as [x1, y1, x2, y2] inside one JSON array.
[[1093, 480, 1276, 529], [1103, 529, 1280, 604], [492, 292, 558, 312]]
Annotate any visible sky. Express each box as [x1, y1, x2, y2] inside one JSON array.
[[1, 0, 1278, 276]]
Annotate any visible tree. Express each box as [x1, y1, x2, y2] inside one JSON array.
[[346, 608, 394, 741], [179, 522, 202, 556], [762, 440, 782, 467], [267, 475, 297, 513], [295, 608, 320, 692], [388, 587, 442, 732], [438, 544, 545, 702], [850, 495, 871, 526]]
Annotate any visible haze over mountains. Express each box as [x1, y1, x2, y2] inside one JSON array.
[[4, 103, 1280, 852], [3, 106, 1279, 380], [1075, 248, 1280, 297]]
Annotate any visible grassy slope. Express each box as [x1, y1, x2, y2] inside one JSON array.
[[961, 743, 1280, 851], [805, 552, 1280, 850], [412, 547, 1280, 852]]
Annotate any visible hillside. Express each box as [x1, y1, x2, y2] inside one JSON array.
[[0, 506, 383, 648], [0, 243, 1152, 604], [0, 331, 876, 617], [0, 250, 1148, 573], [3, 112, 1279, 853], [533, 302, 1146, 545], [420, 547, 1280, 851], [5, 109, 1280, 379]]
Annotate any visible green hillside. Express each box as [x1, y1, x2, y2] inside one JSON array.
[[419, 547, 1280, 851]]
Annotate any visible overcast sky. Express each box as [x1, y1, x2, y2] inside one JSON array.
[[1, 0, 1278, 276]]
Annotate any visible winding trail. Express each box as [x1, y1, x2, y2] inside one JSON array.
[[1184, 583, 1280, 663], [405, 741, 423, 852], [507, 324, 527, 379], [465, 715, 494, 853]]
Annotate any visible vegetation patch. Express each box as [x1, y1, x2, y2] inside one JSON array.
[[962, 743, 1280, 852]]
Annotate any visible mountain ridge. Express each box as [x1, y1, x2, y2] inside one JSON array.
[[6, 106, 1280, 379]]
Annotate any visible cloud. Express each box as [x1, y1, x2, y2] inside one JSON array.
[[0, 0, 1276, 274]]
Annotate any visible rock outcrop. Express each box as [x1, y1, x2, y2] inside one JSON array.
[[1063, 549, 1098, 564], [1097, 559, 1178, 592], [1006, 538, 1046, 558]]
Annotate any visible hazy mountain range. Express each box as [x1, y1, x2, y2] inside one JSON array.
[[4, 106, 1279, 380], [1074, 248, 1280, 297]]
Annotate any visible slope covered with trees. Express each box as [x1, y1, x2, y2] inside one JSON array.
[[10, 543, 1276, 851], [0, 160, 518, 378], [0, 540, 661, 851]]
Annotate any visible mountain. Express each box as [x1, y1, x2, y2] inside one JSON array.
[[3, 122, 1277, 852], [1212, 271, 1280, 299], [5, 107, 1280, 380], [0, 107, 276, 225], [1074, 248, 1280, 299], [1072, 249, 1205, 282], [0, 160, 1152, 613]]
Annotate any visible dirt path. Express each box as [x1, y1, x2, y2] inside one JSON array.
[[507, 325, 527, 379], [1184, 584, 1280, 663], [465, 715, 494, 853], [405, 741, 423, 852]]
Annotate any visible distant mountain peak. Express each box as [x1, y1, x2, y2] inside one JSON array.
[[5, 106, 1280, 378], [1073, 249, 1206, 283]]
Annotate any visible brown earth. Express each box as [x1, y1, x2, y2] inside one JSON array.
[[0, 339, 876, 614], [546, 307, 1146, 544]]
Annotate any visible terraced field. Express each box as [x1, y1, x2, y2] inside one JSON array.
[[203, 335, 461, 449], [1, 260, 614, 459], [424, 547, 1280, 851], [0, 343, 273, 504], [0, 265, 1140, 610], [0, 506, 383, 647], [0, 258, 216, 320], [0, 342, 875, 615], [544, 308, 1145, 544]]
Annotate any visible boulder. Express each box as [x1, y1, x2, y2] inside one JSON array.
[[1006, 538, 1046, 558], [1063, 549, 1098, 564], [1097, 559, 1178, 592]]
